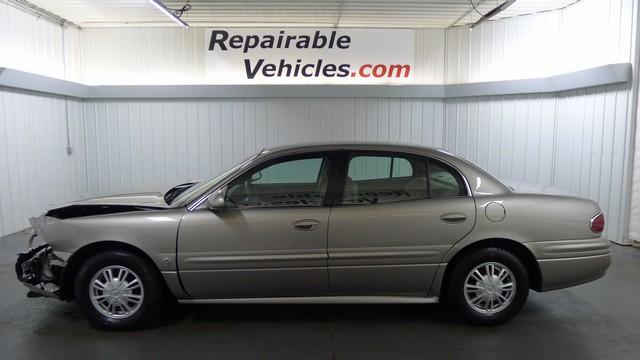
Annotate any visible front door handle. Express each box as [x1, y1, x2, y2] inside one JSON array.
[[292, 219, 321, 231], [440, 213, 467, 223]]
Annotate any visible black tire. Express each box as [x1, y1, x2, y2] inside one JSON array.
[[74, 250, 164, 330], [446, 247, 529, 325]]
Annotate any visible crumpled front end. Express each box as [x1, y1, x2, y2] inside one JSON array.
[[15, 230, 66, 299]]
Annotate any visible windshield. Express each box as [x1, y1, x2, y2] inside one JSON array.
[[169, 151, 261, 206]]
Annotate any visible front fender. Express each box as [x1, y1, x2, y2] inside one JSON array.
[[36, 208, 186, 272]]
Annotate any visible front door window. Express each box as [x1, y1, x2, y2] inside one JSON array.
[[226, 156, 329, 208]]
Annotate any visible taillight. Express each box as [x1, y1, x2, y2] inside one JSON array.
[[590, 213, 605, 233]]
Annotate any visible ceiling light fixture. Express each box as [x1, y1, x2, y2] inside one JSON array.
[[147, 0, 190, 28], [470, 0, 518, 29]]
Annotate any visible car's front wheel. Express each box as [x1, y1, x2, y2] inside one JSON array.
[[74, 250, 164, 330], [447, 247, 529, 325]]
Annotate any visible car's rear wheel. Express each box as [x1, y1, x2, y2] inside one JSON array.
[[75, 250, 164, 330], [447, 247, 529, 325]]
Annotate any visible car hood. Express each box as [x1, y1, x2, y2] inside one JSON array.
[[71, 192, 168, 207], [41, 192, 169, 221]]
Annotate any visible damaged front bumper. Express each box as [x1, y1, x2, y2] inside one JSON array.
[[15, 237, 66, 299]]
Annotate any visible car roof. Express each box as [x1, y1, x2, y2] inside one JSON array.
[[261, 142, 456, 158]]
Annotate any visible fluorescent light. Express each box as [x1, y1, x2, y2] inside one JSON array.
[[147, 0, 189, 28]]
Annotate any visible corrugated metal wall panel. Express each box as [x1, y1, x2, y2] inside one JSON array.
[[414, 28, 446, 84], [80, 27, 206, 85], [631, 107, 640, 242], [443, 84, 631, 242], [0, 88, 86, 235], [0, 2, 78, 80], [63, 26, 84, 82], [80, 98, 445, 196], [446, 0, 635, 83]]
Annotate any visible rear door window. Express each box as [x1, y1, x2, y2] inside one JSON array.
[[342, 154, 429, 205], [340, 152, 468, 205]]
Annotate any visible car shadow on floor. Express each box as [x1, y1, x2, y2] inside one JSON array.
[[174, 302, 456, 325], [52, 293, 552, 330]]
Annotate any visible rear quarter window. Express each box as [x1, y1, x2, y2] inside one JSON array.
[[428, 159, 467, 198]]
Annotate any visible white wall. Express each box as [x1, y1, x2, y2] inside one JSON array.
[[0, 1, 85, 235], [0, 88, 86, 235], [445, 0, 635, 83], [80, 98, 445, 195], [631, 105, 640, 242], [0, 2, 82, 81]]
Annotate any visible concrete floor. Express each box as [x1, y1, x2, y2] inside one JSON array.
[[1, 230, 639, 360]]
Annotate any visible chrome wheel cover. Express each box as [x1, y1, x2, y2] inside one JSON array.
[[463, 262, 516, 315], [89, 265, 144, 319]]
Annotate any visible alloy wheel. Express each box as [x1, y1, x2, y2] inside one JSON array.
[[463, 261, 516, 315], [89, 265, 145, 319]]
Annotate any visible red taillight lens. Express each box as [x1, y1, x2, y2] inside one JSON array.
[[590, 213, 605, 233]]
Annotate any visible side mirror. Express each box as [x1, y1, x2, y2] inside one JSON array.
[[206, 186, 227, 210]]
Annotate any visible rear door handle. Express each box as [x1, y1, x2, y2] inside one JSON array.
[[440, 213, 467, 223], [292, 219, 321, 231]]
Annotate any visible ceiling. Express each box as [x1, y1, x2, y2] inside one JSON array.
[[22, 0, 579, 28]]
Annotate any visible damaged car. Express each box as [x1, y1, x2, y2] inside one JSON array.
[[16, 143, 611, 330]]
